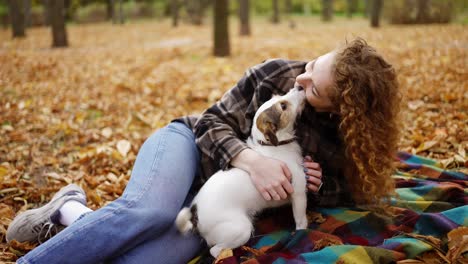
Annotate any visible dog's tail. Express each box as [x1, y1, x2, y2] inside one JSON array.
[[175, 204, 198, 235]]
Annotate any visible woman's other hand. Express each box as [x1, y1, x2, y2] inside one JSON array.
[[231, 149, 294, 201], [303, 155, 323, 192]]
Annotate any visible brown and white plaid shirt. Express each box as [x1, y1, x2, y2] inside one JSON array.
[[173, 59, 354, 207]]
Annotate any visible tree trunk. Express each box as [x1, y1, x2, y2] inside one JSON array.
[[106, 0, 114, 21], [186, 0, 203, 25], [285, 0, 295, 28], [363, 0, 370, 18], [346, 0, 357, 18], [285, 0, 293, 13], [43, 0, 51, 25], [112, 0, 125, 24], [49, 0, 68, 47], [321, 0, 333, 22], [416, 0, 430, 23], [9, 0, 26, 38], [213, 0, 230, 57], [171, 0, 179, 27], [272, 0, 280, 24], [118, 0, 124, 24], [239, 0, 250, 36], [370, 0, 382, 27], [24, 0, 31, 27], [64, 0, 72, 21]]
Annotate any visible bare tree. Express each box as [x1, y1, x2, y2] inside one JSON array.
[[112, 0, 125, 24], [8, 0, 26, 38], [272, 0, 280, 23], [213, 0, 230, 56], [48, 0, 68, 47], [387, 0, 453, 24], [285, 0, 293, 13], [346, 0, 357, 18], [321, 0, 333, 22], [285, 0, 296, 28], [43, 0, 51, 25], [363, 0, 370, 18], [370, 0, 382, 27], [24, 0, 31, 27], [416, 0, 430, 23], [106, 0, 114, 21], [185, 0, 210, 25], [171, 0, 179, 27], [239, 0, 250, 36], [186, 0, 201, 25]]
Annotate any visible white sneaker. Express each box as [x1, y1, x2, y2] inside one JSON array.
[[6, 184, 87, 243]]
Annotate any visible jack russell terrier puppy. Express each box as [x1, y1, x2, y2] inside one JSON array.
[[175, 87, 308, 257]]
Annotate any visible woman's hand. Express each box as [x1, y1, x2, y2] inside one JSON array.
[[303, 155, 323, 192], [231, 149, 294, 201]]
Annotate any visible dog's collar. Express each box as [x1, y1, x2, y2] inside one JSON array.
[[257, 138, 296, 146]]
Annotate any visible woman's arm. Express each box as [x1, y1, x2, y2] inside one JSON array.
[[193, 59, 300, 200], [194, 59, 288, 170], [193, 69, 256, 171]]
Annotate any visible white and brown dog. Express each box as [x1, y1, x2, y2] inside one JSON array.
[[175, 88, 308, 257]]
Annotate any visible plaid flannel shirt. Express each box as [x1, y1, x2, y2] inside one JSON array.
[[173, 59, 354, 207]]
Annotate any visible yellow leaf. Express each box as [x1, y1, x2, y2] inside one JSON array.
[[106, 172, 118, 183], [215, 248, 233, 264], [416, 141, 439, 153], [0, 165, 8, 178], [446, 227, 468, 263], [458, 144, 466, 158], [101, 127, 113, 138], [116, 140, 131, 157], [396, 260, 424, 264], [408, 100, 424, 110]]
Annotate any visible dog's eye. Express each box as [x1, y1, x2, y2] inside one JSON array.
[[280, 102, 287, 111]]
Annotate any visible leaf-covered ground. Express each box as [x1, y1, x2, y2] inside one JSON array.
[[0, 17, 466, 262]]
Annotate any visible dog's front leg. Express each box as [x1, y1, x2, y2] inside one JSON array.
[[291, 192, 308, 230]]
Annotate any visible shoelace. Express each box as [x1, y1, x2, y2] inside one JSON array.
[[28, 191, 84, 243], [36, 221, 61, 244]]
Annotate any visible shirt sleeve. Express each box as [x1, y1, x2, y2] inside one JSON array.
[[193, 61, 280, 170]]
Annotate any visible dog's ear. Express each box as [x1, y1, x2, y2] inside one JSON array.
[[256, 105, 281, 145], [265, 123, 279, 146]]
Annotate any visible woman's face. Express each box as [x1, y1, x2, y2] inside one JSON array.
[[295, 51, 336, 112]]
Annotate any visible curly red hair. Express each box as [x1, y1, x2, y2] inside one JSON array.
[[330, 38, 401, 209]]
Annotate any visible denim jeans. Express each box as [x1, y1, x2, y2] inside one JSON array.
[[18, 122, 204, 264]]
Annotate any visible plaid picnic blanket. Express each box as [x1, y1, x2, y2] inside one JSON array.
[[191, 152, 467, 264]]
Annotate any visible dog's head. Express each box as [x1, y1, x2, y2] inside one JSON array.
[[252, 88, 306, 146]]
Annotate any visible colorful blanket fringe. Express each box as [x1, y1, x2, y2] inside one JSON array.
[[194, 152, 467, 264]]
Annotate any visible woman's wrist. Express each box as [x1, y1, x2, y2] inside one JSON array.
[[230, 148, 262, 173]]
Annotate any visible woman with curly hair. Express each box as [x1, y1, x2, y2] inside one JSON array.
[[330, 40, 400, 208], [7, 38, 400, 263]]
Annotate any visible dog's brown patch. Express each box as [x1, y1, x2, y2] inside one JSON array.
[[256, 100, 293, 146], [190, 204, 199, 234]]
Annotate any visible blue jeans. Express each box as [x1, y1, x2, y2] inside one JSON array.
[[18, 122, 204, 264]]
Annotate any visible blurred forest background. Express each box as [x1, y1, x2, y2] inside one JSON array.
[[1, 0, 467, 27], [0, 0, 467, 262], [1, 0, 468, 52]]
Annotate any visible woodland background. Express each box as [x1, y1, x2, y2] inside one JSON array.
[[0, 0, 467, 262]]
